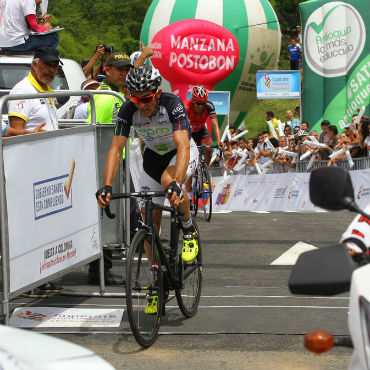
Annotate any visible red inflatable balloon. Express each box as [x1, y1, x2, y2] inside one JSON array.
[[151, 19, 240, 102]]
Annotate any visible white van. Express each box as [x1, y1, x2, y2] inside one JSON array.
[[0, 53, 86, 119]]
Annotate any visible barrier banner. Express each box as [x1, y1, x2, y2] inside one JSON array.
[[212, 170, 370, 212], [300, 0, 370, 131], [3, 130, 100, 293]]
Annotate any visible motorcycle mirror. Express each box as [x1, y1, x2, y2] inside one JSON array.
[[289, 244, 357, 295], [309, 167, 354, 211]]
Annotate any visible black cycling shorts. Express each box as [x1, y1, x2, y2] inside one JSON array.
[[143, 148, 177, 184], [191, 126, 213, 146]]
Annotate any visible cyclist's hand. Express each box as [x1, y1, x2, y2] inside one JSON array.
[[165, 181, 184, 208], [96, 185, 112, 208]]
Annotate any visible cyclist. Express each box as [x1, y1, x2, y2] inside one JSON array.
[[185, 85, 221, 165], [96, 66, 199, 314]]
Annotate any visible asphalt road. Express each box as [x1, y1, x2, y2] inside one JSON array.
[[10, 210, 355, 369]]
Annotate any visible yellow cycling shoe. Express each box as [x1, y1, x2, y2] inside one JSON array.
[[182, 232, 199, 262], [145, 295, 158, 315]]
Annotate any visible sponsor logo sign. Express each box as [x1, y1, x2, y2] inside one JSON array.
[[304, 2, 365, 77], [151, 19, 239, 99], [357, 184, 370, 199], [33, 160, 75, 220]]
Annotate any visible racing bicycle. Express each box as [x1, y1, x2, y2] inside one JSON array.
[[191, 144, 214, 222], [104, 191, 202, 348]]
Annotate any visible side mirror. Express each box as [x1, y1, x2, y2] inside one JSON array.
[[289, 244, 357, 295], [309, 167, 354, 210]]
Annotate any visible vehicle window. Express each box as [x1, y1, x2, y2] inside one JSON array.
[[0, 63, 70, 112]]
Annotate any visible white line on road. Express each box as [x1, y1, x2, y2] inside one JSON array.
[[270, 241, 317, 265]]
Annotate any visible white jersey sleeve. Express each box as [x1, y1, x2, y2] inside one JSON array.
[[340, 202, 370, 249]]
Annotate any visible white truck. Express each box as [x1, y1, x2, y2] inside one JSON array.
[[0, 52, 86, 120]]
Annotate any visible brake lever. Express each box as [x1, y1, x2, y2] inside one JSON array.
[[104, 204, 116, 219]]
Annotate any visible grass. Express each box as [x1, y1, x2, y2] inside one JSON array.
[[240, 98, 300, 139]]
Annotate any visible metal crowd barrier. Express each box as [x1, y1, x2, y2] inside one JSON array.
[[0, 90, 130, 323], [209, 157, 370, 177]]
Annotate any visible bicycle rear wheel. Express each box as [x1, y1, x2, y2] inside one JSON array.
[[201, 164, 212, 222], [126, 229, 163, 348], [175, 220, 203, 318]]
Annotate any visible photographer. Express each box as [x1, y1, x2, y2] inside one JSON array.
[[81, 43, 113, 80]]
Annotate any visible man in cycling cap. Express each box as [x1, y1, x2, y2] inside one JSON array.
[[185, 85, 221, 165], [96, 66, 199, 313]]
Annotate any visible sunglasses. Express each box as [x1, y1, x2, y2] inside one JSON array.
[[194, 102, 206, 106], [129, 91, 158, 104]]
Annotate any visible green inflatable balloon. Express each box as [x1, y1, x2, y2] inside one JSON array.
[[140, 0, 281, 128]]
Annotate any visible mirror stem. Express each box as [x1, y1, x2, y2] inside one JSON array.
[[343, 197, 370, 219]]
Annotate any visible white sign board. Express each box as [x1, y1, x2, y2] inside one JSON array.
[[3, 130, 100, 293], [10, 307, 123, 328]]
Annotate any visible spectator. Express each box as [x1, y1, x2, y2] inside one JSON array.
[[358, 117, 370, 156], [328, 132, 350, 167], [344, 123, 363, 158], [8, 47, 60, 132], [253, 132, 271, 166], [214, 139, 229, 169], [266, 111, 279, 138], [81, 44, 106, 79], [326, 125, 339, 152], [293, 125, 301, 136], [229, 125, 236, 138], [285, 109, 299, 130], [2, 119, 45, 136], [296, 25, 302, 45], [272, 136, 291, 172], [295, 106, 301, 123], [64, 79, 100, 119], [309, 130, 319, 141], [0, 0, 59, 52], [301, 121, 309, 131], [222, 140, 238, 175], [283, 124, 292, 140], [288, 38, 301, 70]]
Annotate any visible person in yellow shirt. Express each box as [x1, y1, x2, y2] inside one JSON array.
[[266, 110, 279, 138]]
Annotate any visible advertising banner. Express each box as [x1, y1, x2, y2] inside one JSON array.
[[300, 0, 370, 131], [3, 130, 100, 293], [212, 170, 370, 212], [186, 90, 230, 115], [256, 71, 300, 99], [141, 0, 281, 129]]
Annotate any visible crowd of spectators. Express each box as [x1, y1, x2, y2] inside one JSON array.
[[211, 110, 370, 176]]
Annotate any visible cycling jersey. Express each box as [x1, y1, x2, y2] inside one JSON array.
[[185, 100, 217, 133], [115, 92, 191, 155]]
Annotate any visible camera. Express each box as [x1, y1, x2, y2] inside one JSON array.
[[96, 44, 114, 54]]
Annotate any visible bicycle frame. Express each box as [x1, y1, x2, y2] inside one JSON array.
[[141, 197, 183, 291]]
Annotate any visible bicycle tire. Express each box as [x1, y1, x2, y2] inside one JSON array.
[[201, 164, 212, 222], [191, 169, 199, 217], [175, 219, 203, 318], [126, 229, 163, 348]]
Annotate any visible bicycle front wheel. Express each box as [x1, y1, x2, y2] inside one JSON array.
[[126, 229, 163, 348], [175, 220, 203, 318], [201, 164, 212, 222]]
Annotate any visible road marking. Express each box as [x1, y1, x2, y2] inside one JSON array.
[[213, 210, 233, 214], [270, 241, 317, 265], [199, 295, 348, 300], [251, 211, 270, 213]]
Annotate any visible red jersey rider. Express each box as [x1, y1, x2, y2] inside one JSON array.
[[185, 85, 221, 165]]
